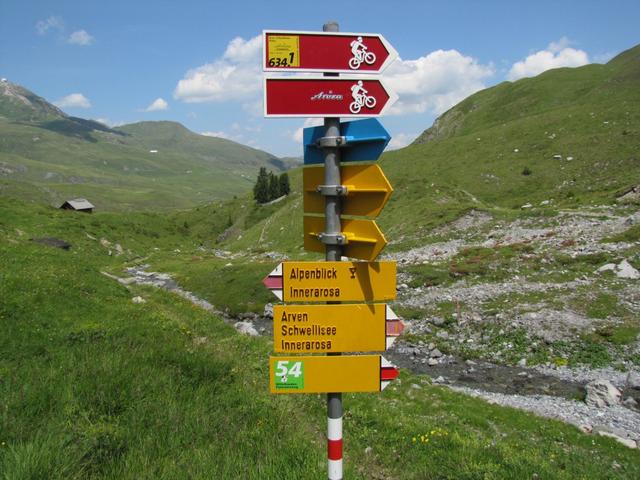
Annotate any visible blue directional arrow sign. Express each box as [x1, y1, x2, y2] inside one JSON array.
[[303, 118, 391, 165]]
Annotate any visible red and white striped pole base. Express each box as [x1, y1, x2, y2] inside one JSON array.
[[327, 393, 343, 480]]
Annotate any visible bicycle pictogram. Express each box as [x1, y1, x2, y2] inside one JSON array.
[[349, 36, 376, 70], [349, 80, 377, 114]]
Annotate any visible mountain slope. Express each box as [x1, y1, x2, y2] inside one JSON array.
[[414, 44, 640, 144], [0, 82, 283, 211], [207, 44, 640, 254], [0, 80, 65, 122]]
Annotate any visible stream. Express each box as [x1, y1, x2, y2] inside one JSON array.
[[108, 264, 640, 447]]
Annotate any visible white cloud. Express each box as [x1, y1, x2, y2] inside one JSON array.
[[383, 50, 494, 116], [292, 118, 324, 144], [507, 38, 589, 81], [36, 16, 64, 35], [386, 132, 418, 151], [593, 52, 615, 64], [54, 93, 91, 108], [144, 97, 168, 112], [93, 118, 125, 128], [174, 35, 262, 103], [68, 30, 94, 46], [201, 131, 232, 139]]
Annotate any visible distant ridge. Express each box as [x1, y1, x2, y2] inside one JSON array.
[[414, 44, 640, 146], [0, 80, 66, 122], [0, 81, 286, 210]]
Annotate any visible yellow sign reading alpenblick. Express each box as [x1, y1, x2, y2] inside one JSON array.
[[282, 261, 396, 302], [274, 304, 389, 353]]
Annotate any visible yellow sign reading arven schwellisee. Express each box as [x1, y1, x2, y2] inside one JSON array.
[[269, 355, 382, 394], [273, 304, 388, 353], [282, 261, 396, 303]]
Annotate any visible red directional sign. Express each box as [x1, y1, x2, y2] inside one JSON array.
[[263, 30, 398, 74], [264, 76, 398, 118]]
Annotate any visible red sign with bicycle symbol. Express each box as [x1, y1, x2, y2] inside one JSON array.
[[263, 76, 398, 118], [263, 30, 398, 74]]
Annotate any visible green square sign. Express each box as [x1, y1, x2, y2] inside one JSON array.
[[274, 360, 304, 390]]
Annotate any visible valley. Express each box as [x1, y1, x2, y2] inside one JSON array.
[[1, 43, 639, 478]]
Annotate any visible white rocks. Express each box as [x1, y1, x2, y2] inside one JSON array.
[[450, 385, 640, 447], [595, 429, 637, 449], [132, 296, 146, 304], [616, 260, 640, 279], [627, 371, 640, 390], [585, 379, 622, 408], [428, 358, 439, 366], [263, 303, 274, 319], [596, 260, 640, 279], [430, 348, 443, 358], [597, 263, 617, 273], [234, 321, 259, 337], [517, 358, 527, 368]]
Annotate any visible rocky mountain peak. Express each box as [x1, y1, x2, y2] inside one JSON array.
[[0, 79, 66, 122]]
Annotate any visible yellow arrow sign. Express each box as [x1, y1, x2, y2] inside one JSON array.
[[304, 215, 387, 261], [269, 355, 399, 394], [303, 164, 393, 217], [274, 304, 403, 353], [263, 261, 396, 302]]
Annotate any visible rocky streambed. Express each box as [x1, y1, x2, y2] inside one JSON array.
[[104, 259, 640, 449]]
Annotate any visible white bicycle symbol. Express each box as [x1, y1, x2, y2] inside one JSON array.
[[349, 36, 377, 70], [349, 50, 376, 70], [349, 93, 377, 114]]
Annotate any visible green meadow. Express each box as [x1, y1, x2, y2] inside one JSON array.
[[1, 199, 639, 479]]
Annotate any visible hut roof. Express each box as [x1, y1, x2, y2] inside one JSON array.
[[62, 198, 95, 210]]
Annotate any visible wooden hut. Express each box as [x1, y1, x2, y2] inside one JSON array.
[[59, 198, 94, 213]]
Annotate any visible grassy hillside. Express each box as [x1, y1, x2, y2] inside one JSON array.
[[202, 45, 640, 254], [0, 82, 284, 211], [1, 197, 639, 479]]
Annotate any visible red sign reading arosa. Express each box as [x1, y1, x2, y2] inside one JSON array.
[[263, 77, 397, 118], [263, 30, 398, 74]]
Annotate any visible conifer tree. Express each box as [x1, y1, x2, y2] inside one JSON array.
[[268, 171, 280, 200], [279, 172, 290, 196], [253, 167, 269, 204]]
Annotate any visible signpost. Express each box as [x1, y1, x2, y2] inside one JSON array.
[[263, 76, 398, 117], [273, 304, 404, 353], [263, 30, 398, 74], [303, 163, 393, 217], [303, 216, 387, 261], [262, 261, 396, 302], [303, 118, 391, 165], [269, 355, 399, 394], [262, 21, 400, 480]]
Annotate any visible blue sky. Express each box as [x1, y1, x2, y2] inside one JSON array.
[[1, 0, 639, 157]]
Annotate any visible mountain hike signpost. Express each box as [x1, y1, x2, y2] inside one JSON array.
[[262, 22, 401, 480], [263, 30, 398, 73]]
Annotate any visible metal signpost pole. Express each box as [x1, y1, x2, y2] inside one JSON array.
[[323, 19, 343, 480]]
